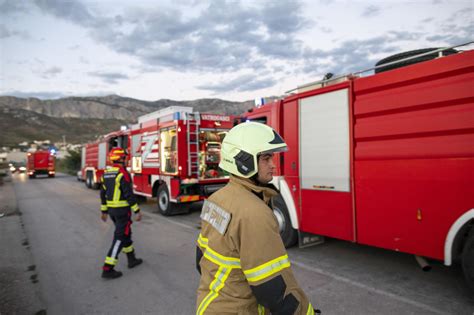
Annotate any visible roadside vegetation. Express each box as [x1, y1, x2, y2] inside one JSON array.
[[56, 149, 81, 176]]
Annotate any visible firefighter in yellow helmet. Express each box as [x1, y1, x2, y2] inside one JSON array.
[[100, 147, 143, 279], [195, 122, 320, 314]]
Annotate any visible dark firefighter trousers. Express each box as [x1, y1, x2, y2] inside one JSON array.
[[104, 207, 133, 267]]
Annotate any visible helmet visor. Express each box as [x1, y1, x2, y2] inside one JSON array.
[[259, 145, 288, 155]]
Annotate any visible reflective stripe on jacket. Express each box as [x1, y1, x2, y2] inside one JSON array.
[[196, 175, 314, 314], [100, 165, 139, 213]]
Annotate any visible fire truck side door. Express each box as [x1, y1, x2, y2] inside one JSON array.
[[298, 88, 354, 242]]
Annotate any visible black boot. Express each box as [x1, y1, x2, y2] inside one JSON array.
[[126, 251, 143, 269], [102, 264, 123, 279]]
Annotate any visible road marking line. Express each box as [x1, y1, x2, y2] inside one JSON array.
[[291, 260, 444, 315]]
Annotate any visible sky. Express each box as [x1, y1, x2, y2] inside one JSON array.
[[0, 0, 472, 102]]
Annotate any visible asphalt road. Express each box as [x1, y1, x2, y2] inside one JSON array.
[[10, 172, 474, 314]]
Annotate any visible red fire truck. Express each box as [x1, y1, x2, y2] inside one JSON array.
[[243, 46, 474, 289], [27, 150, 56, 178], [129, 106, 233, 215], [81, 129, 130, 189]]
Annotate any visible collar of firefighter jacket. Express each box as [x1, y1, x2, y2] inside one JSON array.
[[229, 175, 279, 204]]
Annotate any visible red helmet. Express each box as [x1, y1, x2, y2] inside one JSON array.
[[109, 148, 126, 162]]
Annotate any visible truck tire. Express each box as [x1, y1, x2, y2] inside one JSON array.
[[375, 48, 458, 73], [157, 184, 173, 216], [272, 194, 298, 248], [85, 172, 92, 189], [462, 229, 474, 292]]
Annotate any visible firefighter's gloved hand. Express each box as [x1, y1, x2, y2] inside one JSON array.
[[100, 213, 108, 222], [315, 308, 321, 314], [134, 211, 142, 222]]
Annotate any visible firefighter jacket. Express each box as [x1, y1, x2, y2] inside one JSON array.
[[196, 175, 315, 315], [100, 165, 139, 213]]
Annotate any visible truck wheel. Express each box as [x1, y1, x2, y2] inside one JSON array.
[[272, 195, 298, 248], [157, 184, 173, 216], [85, 172, 92, 189], [375, 48, 458, 73], [462, 229, 474, 292]]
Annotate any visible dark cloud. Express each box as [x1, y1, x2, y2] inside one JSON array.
[[34, 0, 95, 27], [362, 5, 381, 18], [33, 0, 308, 75], [197, 74, 276, 93], [301, 32, 420, 76], [426, 7, 473, 46], [88, 72, 130, 84], [0, 0, 29, 16], [28, 0, 473, 95]]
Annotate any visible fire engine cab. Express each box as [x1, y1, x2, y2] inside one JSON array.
[[243, 45, 474, 290], [130, 106, 233, 215]]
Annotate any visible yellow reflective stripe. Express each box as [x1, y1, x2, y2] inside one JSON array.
[[104, 256, 117, 265], [196, 266, 232, 315], [106, 167, 119, 172], [243, 254, 290, 283], [131, 204, 139, 212], [258, 304, 265, 315], [307, 303, 314, 315], [113, 173, 123, 202], [203, 246, 241, 268], [197, 233, 208, 248], [122, 245, 134, 253], [106, 201, 129, 207], [197, 234, 239, 267], [100, 205, 108, 211]]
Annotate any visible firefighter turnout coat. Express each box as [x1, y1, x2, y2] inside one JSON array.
[[100, 165, 139, 214], [196, 175, 315, 315]]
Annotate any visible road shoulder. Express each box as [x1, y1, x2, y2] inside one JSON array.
[[0, 180, 47, 314]]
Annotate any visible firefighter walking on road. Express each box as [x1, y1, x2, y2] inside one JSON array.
[[100, 148, 143, 279], [195, 122, 320, 314]]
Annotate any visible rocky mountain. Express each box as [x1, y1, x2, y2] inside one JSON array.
[[0, 95, 261, 147]]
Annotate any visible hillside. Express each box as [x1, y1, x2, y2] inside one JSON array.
[[0, 95, 258, 147]]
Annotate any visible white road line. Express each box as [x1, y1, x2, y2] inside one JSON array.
[[291, 260, 444, 315]]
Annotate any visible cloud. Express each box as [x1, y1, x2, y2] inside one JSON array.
[[362, 5, 381, 18], [197, 74, 276, 93], [88, 71, 130, 84], [0, 90, 117, 99], [0, 0, 30, 16], [0, 90, 68, 99], [300, 31, 423, 76], [0, 24, 30, 39], [44, 66, 62, 76], [425, 7, 473, 46], [33, 0, 308, 72], [34, 0, 95, 27]]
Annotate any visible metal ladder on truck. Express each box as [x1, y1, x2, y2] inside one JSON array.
[[186, 112, 201, 178]]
